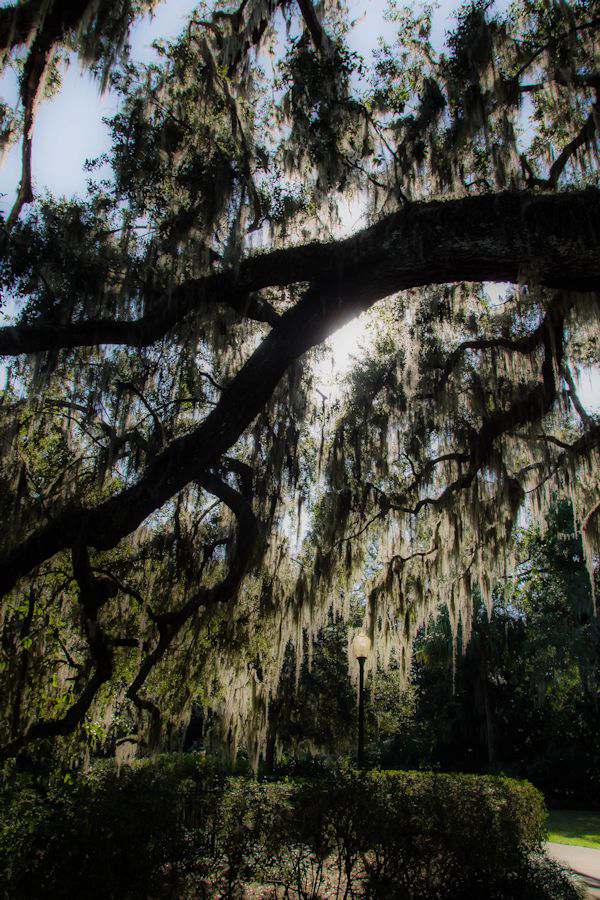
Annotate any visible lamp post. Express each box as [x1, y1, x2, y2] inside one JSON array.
[[352, 632, 371, 768]]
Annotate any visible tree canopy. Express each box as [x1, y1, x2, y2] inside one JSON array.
[[0, 0, 598, 765]]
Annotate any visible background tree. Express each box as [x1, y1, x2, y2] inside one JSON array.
[[265, 501, 599, 807], [381, 501, 600, 806]]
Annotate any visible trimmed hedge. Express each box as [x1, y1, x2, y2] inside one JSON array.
[[0, 756, 583, 899]]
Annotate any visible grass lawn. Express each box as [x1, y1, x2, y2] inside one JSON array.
[[548, 810, 600, 849]]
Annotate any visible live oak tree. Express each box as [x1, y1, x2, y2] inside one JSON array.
[[0, 0, 598, 764]]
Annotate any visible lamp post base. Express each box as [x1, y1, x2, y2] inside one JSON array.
[[357, 655, 365, 768]]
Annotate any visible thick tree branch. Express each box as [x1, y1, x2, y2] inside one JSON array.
[[0, 280, 280, 355], [1, 189, 598, 357], [0, 191, 599, 596], [297, 0, 328, 52]]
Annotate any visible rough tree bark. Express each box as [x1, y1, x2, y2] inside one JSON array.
[[1, 189, 598, 356]]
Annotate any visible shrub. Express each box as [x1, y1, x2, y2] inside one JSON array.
[[0, 757, 580, 899], [493, 854, 586, 900], [360, 770, 547, 898], [273, 769, 551, 899], [0, 753, 221, 899]]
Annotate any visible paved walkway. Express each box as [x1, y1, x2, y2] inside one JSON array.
[[547, 842, 600, 898]]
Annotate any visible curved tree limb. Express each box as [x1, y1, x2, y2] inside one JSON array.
[[0, 0, 92, 56], [519, 422, 600, 496], [433, 309, 558, 392], [582, 497, 600, 538], [0, 189, 598, 357], [3, 0, 95, 228], [0, 544, 117, 759], [391, 303, 568, 517], [0, 191, 599, 597], [6, 27, 54, 228], [126, 467, 259, 746], [562, 363, 595, 428], [516, 422, 600, 456], [521, 100, 599, 191], [297, 0, 329, 52]]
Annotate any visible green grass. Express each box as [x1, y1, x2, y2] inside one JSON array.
[[548, 810, 600, 849]]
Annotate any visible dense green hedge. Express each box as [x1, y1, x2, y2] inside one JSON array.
[[0, 756, 582, 899]]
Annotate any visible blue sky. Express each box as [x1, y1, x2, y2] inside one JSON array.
[[0, 0, 200, 211]]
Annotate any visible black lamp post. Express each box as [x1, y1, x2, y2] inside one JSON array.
[[352, 632, 371, 768]]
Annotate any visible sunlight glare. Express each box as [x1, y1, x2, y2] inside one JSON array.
[[317, 314, 372, 389]]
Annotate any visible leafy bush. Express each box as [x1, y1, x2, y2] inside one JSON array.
[[266, 769, 553, 899], [494, 854, 586, 900], [0, 754, 222, 899], [361, 771, 547, 898], [0, 757, 581, 899]]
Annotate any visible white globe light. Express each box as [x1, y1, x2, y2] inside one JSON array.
[[352, 632, 371, 660]]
